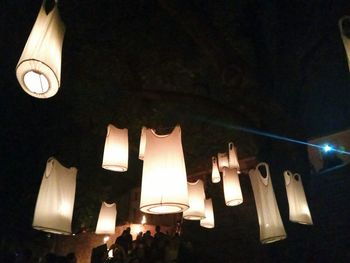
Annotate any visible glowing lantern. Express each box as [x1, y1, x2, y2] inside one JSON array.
[[284, 171, 313, 225], [339, 16, 350, 71], [32, 157, 77, 235], [200, 198, 215, 228], [217, 152, 229, 172], [223, 167, 243, 206], [228, 142, 240, 170], [211, 157, 221, 183], [141, 215, 146, 225], [140, 126, 189, 214], [102, 124, 128, 172], [249, 162, 286, 244], [139, 126, 148, 160], [16, 2, 65, 98], [95, 202, 117, 234], [183, 180, 206, 220]]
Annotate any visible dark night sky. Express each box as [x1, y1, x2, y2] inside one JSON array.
[[1, 0, 350, 261]]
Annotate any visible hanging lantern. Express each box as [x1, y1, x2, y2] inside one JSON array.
[[95, 202, 117, 234], [339, 16, 350, 71], [217, 152, 229, 172], [102, 124, 128, 172], [32, 157, 77, 235], [141, 215, 146, 225], [223, 167, 243, 206], [211, 157, 221, 183], [200, 198, 215, 228], [183, 180, 206, 220], [139, 126, 148, 160], [249, 162, 287, 244], [228, 142, 240, 170], [284, 171, 313, 225], [140, 126, 189, 214], [16, 1, 65, 98]]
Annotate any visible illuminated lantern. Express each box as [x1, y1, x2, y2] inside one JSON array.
[[217, 152, 229, 172], [32, 157, 77, 235], [183, 180, 206, 220], [284, 171, 313, 225], [140, 126, 189, 214], [102, 124, 128, 172], [211, 157, 221, 183], [223, 167, 243, 206], [200, 198, 215, 228], [95, 202, 117, 234], [16, 2, 65, 98], [228, 142, 240, 170], [339, 16, 350, 71], [139, 126, 147, 160], [249, 162, 286, 244]]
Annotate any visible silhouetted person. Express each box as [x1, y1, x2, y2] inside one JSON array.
[[66, 252, 77, 263]]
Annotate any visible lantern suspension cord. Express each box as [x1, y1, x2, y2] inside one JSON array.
[[198, 118, 350, 156]]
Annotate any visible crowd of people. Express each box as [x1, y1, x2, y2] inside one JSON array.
[[98, 226, 194, 263]]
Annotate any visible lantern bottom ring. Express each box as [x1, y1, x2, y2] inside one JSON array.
[[183, 215, 205, 220], [261, 235, 287, 244], [33, 225, 71, 235], [102, 165, 128, 172], [140, 202, 189, 214], [226, 199, 243, 206]]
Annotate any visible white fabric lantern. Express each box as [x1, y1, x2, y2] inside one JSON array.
[[200, 198, 215, 228], [140, 126, 189, 214], [95, 202, 117, 234], [223, 167, 243, 206], [339, 16, 350, 71], [139, 126, 148, 160], [102, 124, 128, 172], [284, 171, 313, 225], [228, 142, 240, 170], [33, 157, 77, 235], [211, 157, 221, 183], [16, 2, 65, 98], [217, 152, 229, 172], [249, 162, 286, 244], [183, 180, 206, 220]]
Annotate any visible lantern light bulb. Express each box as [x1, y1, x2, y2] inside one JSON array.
[[24, 71, 49, 94]]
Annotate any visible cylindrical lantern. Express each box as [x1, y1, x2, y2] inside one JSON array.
[[95, 202, 117, 234], [139, 126, 147, 160], [211, 157, 221, 183], [33, 157, 77, 235], [228, 142, 240, 170], [102, 124, 128, 172], [339, 16, 350, 71], [223, 167, 243, 206], [284, 171, 313, 225], [217, 152, 229, 172], [249, 162, 287, 244], [140, 126, 189, 214], [16, 2, 65, 98], [200, 198, 215, 228], [183, 180, 206, 220]]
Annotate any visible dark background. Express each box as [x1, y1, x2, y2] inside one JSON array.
[[1, 0, 350, 262]]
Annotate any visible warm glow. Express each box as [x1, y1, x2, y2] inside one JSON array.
[[140, 126, 189, 214], [95, 202, 117, 234], [217, 152, 229, 172], [102, 124, 129, 172], [200, 198, 215, 228], [16, 3, 65, 98], [228, 142, 240, 170], [183, 180, 206, 220], [32, 157, 77, 235], [223, 168, 243, 206], [249, 162, 286, 244], [130, 224, 142, 240], [211, 157, 221, 183], [339, 16, 350, 71], [284, 171, 313, 225], [103, 236, 110, 243], [139, 126, 148, 160], [141, 215, 146, 225]]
